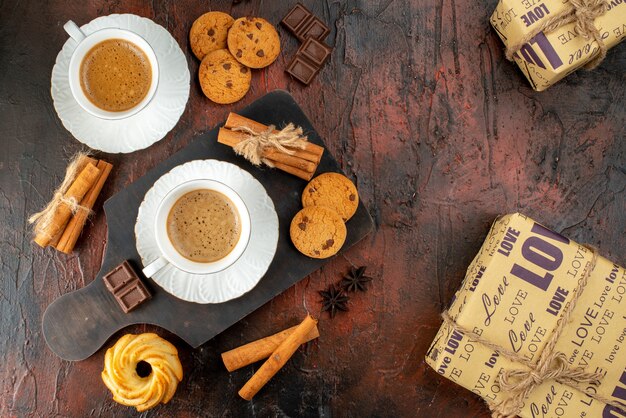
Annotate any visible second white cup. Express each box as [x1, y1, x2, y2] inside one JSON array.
[[142, 179, 252, 277]]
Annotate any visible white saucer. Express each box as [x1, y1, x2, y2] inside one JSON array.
[[51, 14, 190, 153], [135, 160, 279, 304]]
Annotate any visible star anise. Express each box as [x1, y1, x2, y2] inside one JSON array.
[[340, 266, 372, 292], [319, 284, 349, 318]]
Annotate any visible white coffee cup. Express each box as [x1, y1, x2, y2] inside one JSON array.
[[63, 20, 160, 120], [142, 179, 251, 277]]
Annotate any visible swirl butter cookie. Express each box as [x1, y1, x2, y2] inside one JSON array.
[[227, 17, 280, 69], [189, 11, 235, 60], [101, 333, 183, 412], [302, 173, 359, 222], [199, 49, 251, 104], [290, 206, 346, 259]]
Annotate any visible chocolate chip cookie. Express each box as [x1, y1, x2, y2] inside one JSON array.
[[198, 49, 251, 104], [290, 206, 346, 259], [302, 173, 359, 222], [227, 17, 281, 68], [189, 12, 235, 60]]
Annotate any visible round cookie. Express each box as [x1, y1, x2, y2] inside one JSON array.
[[198, 49, 251, 104], [227, 17, 280, 69], [302, 173, 359, 222], [101, 333, 183, 412], [189, 11, 235, 60], [290, 206, 347, 259]]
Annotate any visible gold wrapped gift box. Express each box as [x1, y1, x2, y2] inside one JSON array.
[[426, 213, 626, 417], [490, 0, 625, 91]]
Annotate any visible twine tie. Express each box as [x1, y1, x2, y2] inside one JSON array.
[[231, 123, 309, 167]]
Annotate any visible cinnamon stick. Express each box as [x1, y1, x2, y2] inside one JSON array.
[[224, 112, 325, 159], [221, 324, 319, 372], [266, 160, 315, 181], [238, 315, 318, 400], [55, 160, 113, 253], [268, 153, 316, 173], [218, 128, 322, 164], [33, 163, 101, 247]]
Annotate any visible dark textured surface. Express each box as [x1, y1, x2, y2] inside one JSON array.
[[0, 1, 624, 417], [42, 90, 374, 361]]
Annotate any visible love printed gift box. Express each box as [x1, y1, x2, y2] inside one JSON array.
[[426, 213, 626, 417], [490, 0, 625, 91]]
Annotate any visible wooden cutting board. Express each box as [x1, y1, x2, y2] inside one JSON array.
[[42, 90, 374, 361]]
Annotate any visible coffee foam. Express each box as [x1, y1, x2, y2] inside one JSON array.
[[80, 39, 152, 112], [166, 190, 241, 263]]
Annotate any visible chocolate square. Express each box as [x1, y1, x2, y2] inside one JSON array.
[[286, 56, 319, 85], [102, 261, 136, 293], [116, 279, 151, 313], [299, 38, 331, 67], [299, 18, 330, 42], [281, 4, 311, 33]]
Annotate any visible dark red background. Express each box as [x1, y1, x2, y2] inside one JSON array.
[[0, 1, 624, 417]]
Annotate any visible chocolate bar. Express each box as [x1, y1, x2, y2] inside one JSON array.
[[286, 38, 332, 85], [103, 260, 151, 313], [281, 3, 330, 42]]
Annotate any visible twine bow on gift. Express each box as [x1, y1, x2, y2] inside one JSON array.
[[506, 0, 610, 69], [442, 247, 626, 418], [494, 352, 603, 417], [231, 123, 309, 167]]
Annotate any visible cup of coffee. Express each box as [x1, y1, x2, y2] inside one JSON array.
[[63, 20, 159, 120], [142, 179, 251, 277]]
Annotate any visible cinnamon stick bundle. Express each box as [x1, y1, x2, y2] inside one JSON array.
[[218, 113, 324, 181], [54, 160, 113, 253], [238, 315, 318, 400], [30, 154, 112, 252], [32, 158, 101, 247], [221, 324, 319, 372]]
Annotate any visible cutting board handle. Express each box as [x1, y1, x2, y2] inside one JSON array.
[[42, 275, 128, 361]]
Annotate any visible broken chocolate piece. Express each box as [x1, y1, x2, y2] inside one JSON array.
[[103, 260, 151, 313], [286, 56, 317, 84], [299, 37, 331, 66], [285, 38, 332, 85], [282, 4, 309, 31], [103, 260, 136, 293], [116, 279, 151, 314], [281, 3, 330, 42], [301, 18, 329, 41]]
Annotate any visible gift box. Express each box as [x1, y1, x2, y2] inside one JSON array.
[[426, 213, 626, 417], [490, 0, 625, 91]]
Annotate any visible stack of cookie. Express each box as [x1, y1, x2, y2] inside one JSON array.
[[290, 173, 359, 259], [189, 12, 281, 104]]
